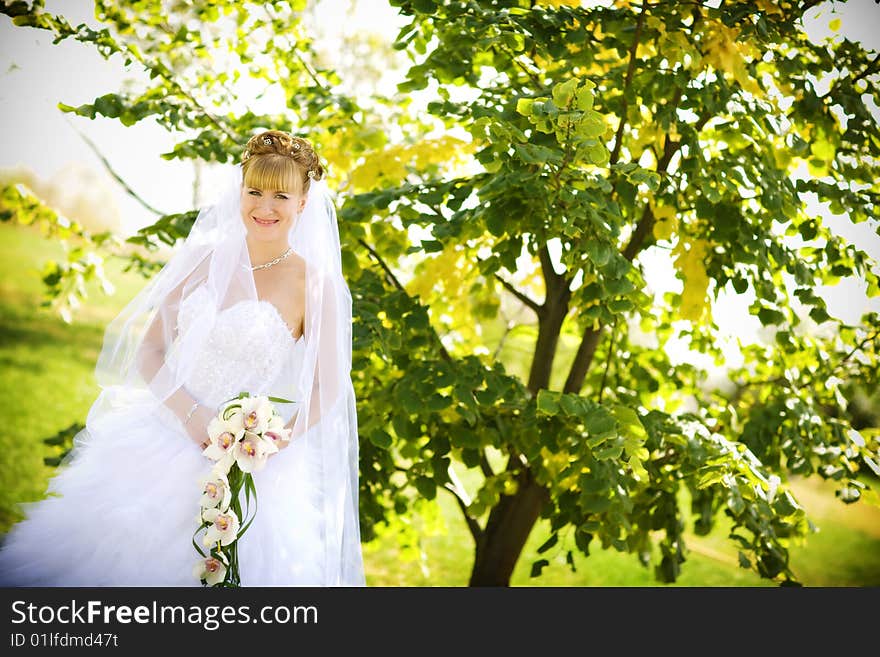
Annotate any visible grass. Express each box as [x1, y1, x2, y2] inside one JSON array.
[[0, 223, 147, 528], [362, 460, 880, 587], [2, 220, 879, 586]]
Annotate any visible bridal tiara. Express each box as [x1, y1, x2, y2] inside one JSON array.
[[240, 146, 319, 180]]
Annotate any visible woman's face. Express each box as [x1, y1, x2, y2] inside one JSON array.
[[240, 184, 307, 242]]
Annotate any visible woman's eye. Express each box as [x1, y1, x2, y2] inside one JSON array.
[[248, 191, 286, 199]]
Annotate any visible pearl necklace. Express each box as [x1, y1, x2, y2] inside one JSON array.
[[250, 247, 293, 271]]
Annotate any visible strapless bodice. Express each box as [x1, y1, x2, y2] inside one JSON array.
[[176, 287, 303, 411]]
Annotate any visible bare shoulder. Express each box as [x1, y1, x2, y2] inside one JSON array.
[[268, 252, 305, 283], [287, 252, 306, 289]]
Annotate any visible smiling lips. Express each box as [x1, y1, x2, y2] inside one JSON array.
[[253, 216, 279, 226]]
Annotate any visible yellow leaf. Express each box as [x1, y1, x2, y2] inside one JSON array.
[[810, 133, 836, 162], [537, 0, 582, 6], [652, 204, 678, 241], [755, 0, 785, 17], [349, 137, 471, 192], [611, 404, 650, 481], [701, 20, 761, 95], [673, 237, 712, 324], [406, 248, 462, 300]]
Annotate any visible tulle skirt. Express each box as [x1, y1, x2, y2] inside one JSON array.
[[0, 403, 325, 587]]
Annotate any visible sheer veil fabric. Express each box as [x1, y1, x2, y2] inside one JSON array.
[[82, 163, 364, 585]]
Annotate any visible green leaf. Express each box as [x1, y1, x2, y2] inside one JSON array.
[[392, 413, 419, 440], [772, 491, 799, 516], [574, 529, 593, 556], [537, 533, 558, 554], [586, 239, 612, 267], [513, 143, 557, 165], [731, 276, 749, 294], [369, 429, 393, 449], [530, 558, 550, 578], [757, 307, 786, 326], [584, 407, 616, 437], [585, 142, 609, 165], [411, 0, 436, 13], [575, 82, 595, 110], [809, 306, 831, 324], [593, 439, 624, 460], [536, 390, 561, 415], [414, 476, 437, 500], [516, 97, 535, 116], [426, 393, 452, 410], [552, 78, 579, 107], [559, 394, 584, 417], [608, 297, 634, 313]]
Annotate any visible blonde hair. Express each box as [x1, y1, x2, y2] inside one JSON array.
[[240, 130, 325, 196]]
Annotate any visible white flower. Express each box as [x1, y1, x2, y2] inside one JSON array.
[[202, 416, 243, 471], [202, 507, 240, 547], [219, 401, 246, 432], [199, 471, 231, 511], [233, 430, 277, 473], [193, 552, 228, 586], [208, 413, 245, 443], [239, 396, 274, 435], [264, 414, 293, 451]]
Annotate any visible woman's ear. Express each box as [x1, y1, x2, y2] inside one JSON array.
[[298, 195, 308, 214]]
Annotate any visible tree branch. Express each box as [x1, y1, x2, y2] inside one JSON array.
[[608, 2, 647, 168], [68, 119, 168, 217], [853, 53, 879, 85], [565, 98, 705, 395], [538, 242, 562, 294], [358, 237, 406, 293], [834, 329, 879, 373], [358, 237, 453, 363], [597, 315, 619, 403], [443, 482, 483, 543], [496, 43, 546, 90], [493, 271, 543, 315]]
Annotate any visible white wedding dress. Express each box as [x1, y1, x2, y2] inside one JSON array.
[[0, 293, 326, 587]]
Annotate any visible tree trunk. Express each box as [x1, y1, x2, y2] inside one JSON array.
[[469, 469, 549, 586]]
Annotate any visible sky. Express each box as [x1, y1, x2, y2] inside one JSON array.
[[1, 0, 878, 381]]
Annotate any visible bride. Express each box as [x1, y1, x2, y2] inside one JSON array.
[[0, 130, 365, 586]]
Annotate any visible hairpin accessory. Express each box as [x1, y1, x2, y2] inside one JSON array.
[[307, 170, 317, 179], [262, 136, 272, 145], [292, 142, 301, 151]]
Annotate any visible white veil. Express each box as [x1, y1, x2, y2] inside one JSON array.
[[79, 160, 364, 586]]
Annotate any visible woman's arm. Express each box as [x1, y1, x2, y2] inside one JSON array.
[[135, 263, 211, 444]]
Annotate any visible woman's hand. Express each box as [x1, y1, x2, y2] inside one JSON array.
[[185, 405, 217, 451]]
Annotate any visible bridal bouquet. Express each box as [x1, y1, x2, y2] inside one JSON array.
[[192, 392, 294, 587]]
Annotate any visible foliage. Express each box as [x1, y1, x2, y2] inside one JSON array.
[[2, 0, 879, 585], [344, 0, 880, 584]]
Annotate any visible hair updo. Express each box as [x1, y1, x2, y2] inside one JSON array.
[[240, 129, 325, 196]]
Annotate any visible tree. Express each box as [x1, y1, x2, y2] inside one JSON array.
[[2, 0, 879, 586], [340, 0, 880, 585]]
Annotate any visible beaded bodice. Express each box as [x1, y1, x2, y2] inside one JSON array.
[[177, 286, 303, 411]]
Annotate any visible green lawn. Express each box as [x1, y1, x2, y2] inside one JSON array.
[[2, 221, 878, 586]]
